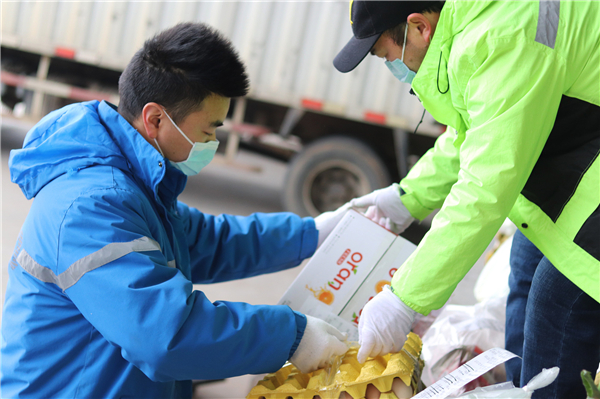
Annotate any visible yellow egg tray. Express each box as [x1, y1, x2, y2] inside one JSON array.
[[247, 333, 424, 399]]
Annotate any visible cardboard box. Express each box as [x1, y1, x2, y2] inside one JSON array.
[[278, 210, 417, 340]]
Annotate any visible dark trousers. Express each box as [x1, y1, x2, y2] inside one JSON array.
[[505, 230, 600, 398]]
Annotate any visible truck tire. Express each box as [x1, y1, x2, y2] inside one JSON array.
[[282, 136, 391, 217]]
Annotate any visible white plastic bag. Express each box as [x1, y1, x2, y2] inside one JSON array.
[[474, 219, 516, 303], [454, 367, 560, 398], [421, 297, 507, 387], [474, 235, 513, 303]]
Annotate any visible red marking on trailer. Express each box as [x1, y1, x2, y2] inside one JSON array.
[[229, 123, 270, 137], [69, 87, 113, 102], [364, 111, 386, 125], [301, 98, 323, 111], [55, 47, 76, 59], [0, 71, 26, 87]]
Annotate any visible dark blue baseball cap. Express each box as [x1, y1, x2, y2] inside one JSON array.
[[334, 1, 444, 73]]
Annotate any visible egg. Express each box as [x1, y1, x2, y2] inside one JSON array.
[[392, 378, 413, 399], [365, 383, 381, 399]]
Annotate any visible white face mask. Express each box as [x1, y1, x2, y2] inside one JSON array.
[[154, 109, 219, 176], [385, 24, 416, 84]]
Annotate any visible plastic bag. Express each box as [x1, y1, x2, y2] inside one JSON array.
[[474, 235, 513, 303], [474, 219, 516, 303], [421, 297, 507, 388], [453, 367, 559, 398]]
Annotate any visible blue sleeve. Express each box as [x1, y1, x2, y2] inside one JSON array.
[[177, 201, 318, 284], [56, 189, 308, 381]]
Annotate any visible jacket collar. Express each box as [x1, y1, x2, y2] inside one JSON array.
[[411, 0, 493, 140], [97, 101, 187, 205]]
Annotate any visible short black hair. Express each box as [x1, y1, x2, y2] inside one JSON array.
[[387, 1, 445, 46], [118, 22, 249, 124]]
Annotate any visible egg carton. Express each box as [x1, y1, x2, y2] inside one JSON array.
[[247, 333, 424, 399]]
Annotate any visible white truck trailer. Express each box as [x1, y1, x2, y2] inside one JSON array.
[[1, 1, 444, 217]]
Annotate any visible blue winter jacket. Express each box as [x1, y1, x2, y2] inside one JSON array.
[[1, 100, 317, 398]]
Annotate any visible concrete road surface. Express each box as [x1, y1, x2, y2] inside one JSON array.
[[1, 116, 487, 399]]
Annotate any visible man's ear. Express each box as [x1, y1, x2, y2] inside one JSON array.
[[141, 102, 164, 140], [407, 13, 434, 45]]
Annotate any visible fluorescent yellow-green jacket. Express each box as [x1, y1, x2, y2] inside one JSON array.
[[392, 0, 600, 315]]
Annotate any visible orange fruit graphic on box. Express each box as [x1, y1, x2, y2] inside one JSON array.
[[306, 285, 335, 305], [375, 280, 390, 293]]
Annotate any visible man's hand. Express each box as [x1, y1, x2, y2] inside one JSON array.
[[357, 286, 416, 364], [351, 183, 414, 234], [314, 202, 352, 247], [290, 315, 348, 373]]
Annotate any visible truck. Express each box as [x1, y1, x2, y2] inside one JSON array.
[[1, 1, 444, 219]]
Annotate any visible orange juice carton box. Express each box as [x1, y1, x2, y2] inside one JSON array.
[[278, 209, 417, 340], [338, 236, 416, 327]]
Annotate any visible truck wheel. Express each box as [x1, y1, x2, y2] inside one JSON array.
[[282, 137, 391, 217]]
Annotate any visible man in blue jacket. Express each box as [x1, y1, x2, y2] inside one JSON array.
[[1, 22, 348, 398]]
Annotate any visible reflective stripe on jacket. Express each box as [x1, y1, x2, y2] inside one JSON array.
[[393, 0, 599, 314], [1, 100, 317, 398]]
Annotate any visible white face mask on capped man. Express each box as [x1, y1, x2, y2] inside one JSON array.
[[154, 108, 219, 176]]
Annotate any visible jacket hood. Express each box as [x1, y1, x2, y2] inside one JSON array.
[[9, 101, 176, 200]]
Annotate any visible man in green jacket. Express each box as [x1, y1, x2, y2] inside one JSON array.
[[321, 1, 600, 397]]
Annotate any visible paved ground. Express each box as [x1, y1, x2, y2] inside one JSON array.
[[1, 116, 487, 399]]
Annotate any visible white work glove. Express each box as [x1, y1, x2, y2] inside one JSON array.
[[357, 285, 417, 364], [313, 202, 352, 247], [351, 183, 414, 234], [290, 315, 348, 373]]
